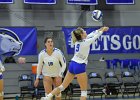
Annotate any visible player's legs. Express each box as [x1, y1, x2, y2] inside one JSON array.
[[77, 72, 88, 100], [43, 76, 53, 99], [41, 71, 75, 100], [70, 61, 87, 100], [53, 77, 62, 100], [0, 79, 4, 100]]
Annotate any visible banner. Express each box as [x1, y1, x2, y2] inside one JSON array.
[[24, 0, 56, 4], [67, 0, 98, 5], [0, 0, 13, 3], [106, 0, 134, 4], [63, 27, 140, 54], [0, 27, 37, 56]]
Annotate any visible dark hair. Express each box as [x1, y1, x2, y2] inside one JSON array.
[[44, 37, 53, 44]]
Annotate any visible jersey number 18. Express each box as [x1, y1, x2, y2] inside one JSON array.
[[48, 62, 53, 66]]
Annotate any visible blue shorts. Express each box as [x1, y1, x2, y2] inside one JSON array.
[[0, 74, 3, 80], [68, 61, 86, 74]]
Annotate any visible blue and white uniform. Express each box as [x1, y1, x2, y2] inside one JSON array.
[[36, 48, 66, 78], [0, 57, 5, 80], [69, 30, 103, 74]]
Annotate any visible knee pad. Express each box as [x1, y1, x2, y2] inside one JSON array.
[[55, 93, 61, 98], [81, 91, 87, 97], [58, 85, 65, 92], [0, 91, 4, 97]]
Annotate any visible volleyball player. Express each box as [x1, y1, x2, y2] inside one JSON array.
[[34, 37, 66, 100]]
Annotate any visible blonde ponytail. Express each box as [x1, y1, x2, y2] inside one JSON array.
[[71, 31, 77, 44], [71, 27, 83, 44]]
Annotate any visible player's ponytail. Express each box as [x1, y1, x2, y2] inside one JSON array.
[[71, 31, 77, 44], [71, 27, 83, 44]]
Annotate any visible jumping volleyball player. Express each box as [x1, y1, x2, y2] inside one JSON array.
[[41, 26, 109, 100]]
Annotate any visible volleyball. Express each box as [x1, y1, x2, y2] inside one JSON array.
[[92, 10, 103, 22]]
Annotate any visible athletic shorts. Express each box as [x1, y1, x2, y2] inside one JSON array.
[[0, 74, 3, 80], [68, 61, 86, 74]]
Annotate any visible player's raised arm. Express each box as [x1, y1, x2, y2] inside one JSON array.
[[84, 27, 109, 46]]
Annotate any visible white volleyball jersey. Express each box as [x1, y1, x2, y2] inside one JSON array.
[[71, 30, 103, 64], [37, 48, 66, 78]]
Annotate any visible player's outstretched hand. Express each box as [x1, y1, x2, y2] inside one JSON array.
[[99, 27, 109, 32]]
